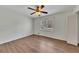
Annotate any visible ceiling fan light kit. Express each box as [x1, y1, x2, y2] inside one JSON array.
[[28, 5, 48, 16], [36, 12, 41, 16]]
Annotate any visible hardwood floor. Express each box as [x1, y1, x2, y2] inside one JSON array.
[[0, 35, 79, 53]]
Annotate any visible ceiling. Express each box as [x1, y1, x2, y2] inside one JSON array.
[[2, 5, 76, 18]]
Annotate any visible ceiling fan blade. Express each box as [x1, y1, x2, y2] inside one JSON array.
[[28, 7, 35, 11], [31, 12, 36, 15], [41, 11, 48, 14], [36, 5, 39, 8], [41, 5, 44, 9]]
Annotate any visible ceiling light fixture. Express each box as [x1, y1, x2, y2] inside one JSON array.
[[28, 5, 48, 16]]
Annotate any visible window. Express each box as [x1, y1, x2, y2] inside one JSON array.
[[40, 16, 55, 32]]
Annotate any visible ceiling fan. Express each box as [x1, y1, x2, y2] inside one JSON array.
[[28, 5, 48, 16]]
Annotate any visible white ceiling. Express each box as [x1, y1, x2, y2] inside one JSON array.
[[2, 5, 76, 18]]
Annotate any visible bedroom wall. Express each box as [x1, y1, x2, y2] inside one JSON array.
[[33, 11, 70, 40], [74, 5, 79, 12], [0, 6, 33, 44], [33, 11, 78, 45]]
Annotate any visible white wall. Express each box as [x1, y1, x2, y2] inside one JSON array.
[[34, 12, 70, 40], [34, 11, 78, 45], [74, 5, 79, 12], [0, 6, 33, 44]]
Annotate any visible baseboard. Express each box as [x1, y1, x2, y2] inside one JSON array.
[[0, 34, 78, 46], [33, 34, 67, 42], [33, 34, 78, 46], [0, 34, 33, 44], [67, 40, 78, 46]]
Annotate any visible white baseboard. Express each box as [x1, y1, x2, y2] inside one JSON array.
[[0, 34, 33, 44], [67, 40, 78, 46], [34, 33, 78, 46]]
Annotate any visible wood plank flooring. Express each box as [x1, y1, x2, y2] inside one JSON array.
[[0, 35, 79, 53]]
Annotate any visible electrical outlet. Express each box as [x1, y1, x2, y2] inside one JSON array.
[[38, 32, 40, 34]]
